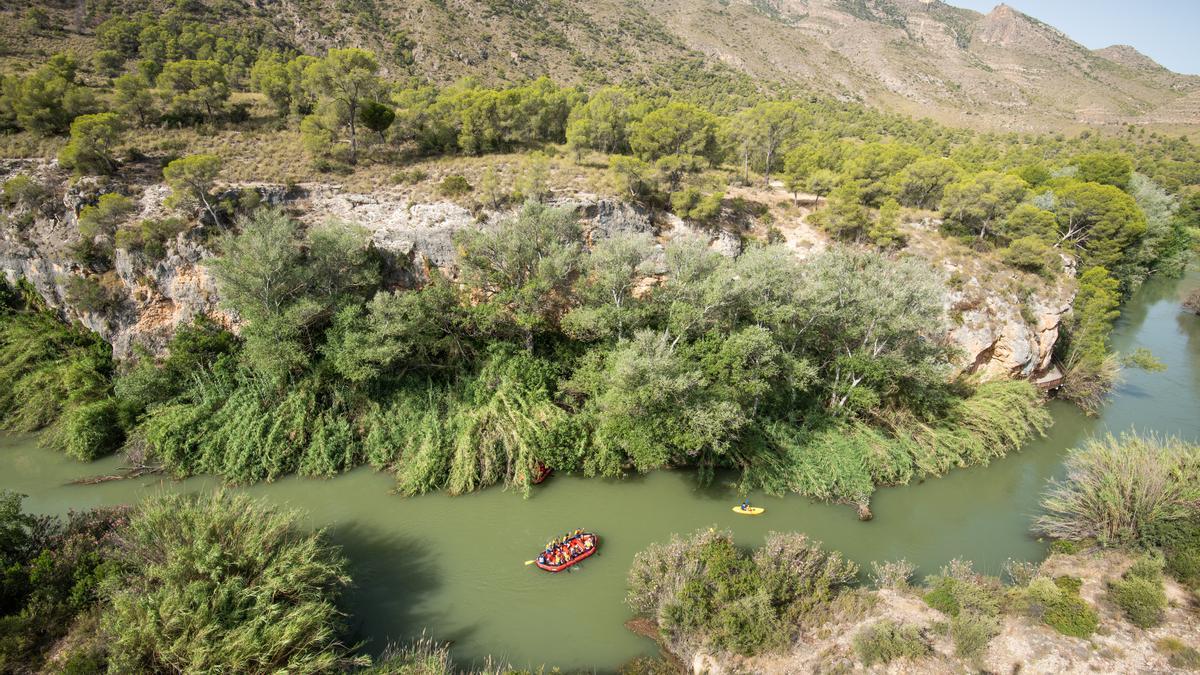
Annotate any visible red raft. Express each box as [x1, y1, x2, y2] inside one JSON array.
[[535, 533, 599, 572]]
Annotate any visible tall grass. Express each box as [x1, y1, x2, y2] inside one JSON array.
[[140, 349, 574, 496], [1036, 432, 1200, 546], [0, 310, 122, 459], [101, 492, 356, 674], [749, 381, 1050, 505]]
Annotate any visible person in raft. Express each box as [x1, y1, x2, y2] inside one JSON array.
[[741, 500, 751, 511], [540, 530, 592, 566]]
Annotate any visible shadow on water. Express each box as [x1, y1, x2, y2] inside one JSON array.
[[329, 522, 445, 655]]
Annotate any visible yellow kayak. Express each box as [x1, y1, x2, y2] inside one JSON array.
[[732, 506, 765, 515]]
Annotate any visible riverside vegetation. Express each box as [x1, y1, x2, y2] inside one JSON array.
[[2, 13, 1199, 506], [626, 432, 1200, 669], [1, 3, 1200, 673], [0, 432, 1195, 672]]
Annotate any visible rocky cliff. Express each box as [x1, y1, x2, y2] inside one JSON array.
[[1, 160, 1068, 382]]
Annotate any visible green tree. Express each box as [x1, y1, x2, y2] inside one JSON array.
[[9, 62, 96, 134], [892, 157, 961, 209], [628, 102, 720, 163], [805, 169, 837, 205], [577, 330, 747, 473], [869, 198, 905, 249], [1074, 152, 1134, 191], [92, 49, 125, 78], [156, 59, 230, 123], [608, 155, 655, 201], [78, 194, 135, 241], [162, 154, 222, 225], [21, 7, 50, 34], [940, 171, 1028, 243], [566, 86, 638, 155], [1000, 203, 1057, 244], [57, 113, 122, 175], [323, 278, 467, 383], [1059, 267, 1121, 413], [454, 201, 582, 350], [253, 53, 295, 115], [842, 142, 920, 206], [358, 100, 395, 142], [207, 209, 379, 378], [819, 182, 871, 241], [303, 49, 381, 164], [731, 101, 801, 186], [112, 73, 156, 127], [562, 232, 655, 341], [1053, 181, 1147, 274]]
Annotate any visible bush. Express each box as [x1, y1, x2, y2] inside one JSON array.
[[1158, 637, 1200, 670], [1107, 558, 1167, 629], [853, 620, 931, 666], [114, 217, 187, 260], [64, 275, 119, 314], [57, 113, 123, 175], [100, 492, 354, 673], [1, 175, 50, 212], [58, 397, 123, 461], [0, 310, 116, 447], [1037, 433, 1200, 546], [0, 491, 128, 672], [1002, 235, 1057, 275], [870, 559, 916, 589], [438, 174, 472, 196], [1011, 576, 1098, 638], [627, 529, 856, 657], [390, 169, 428, 184], [950, 612, 1000, 661]]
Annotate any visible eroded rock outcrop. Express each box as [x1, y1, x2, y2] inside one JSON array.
[[2, 162, 1069, 379]]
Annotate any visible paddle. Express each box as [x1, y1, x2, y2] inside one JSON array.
[[524, 559, 536, 565]]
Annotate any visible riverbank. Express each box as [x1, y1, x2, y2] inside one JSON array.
[[682, 549, 1199, 674], [0, 266, 1196, 672]]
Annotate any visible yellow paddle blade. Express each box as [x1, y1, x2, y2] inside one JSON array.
[[524, 560, 536, 565]]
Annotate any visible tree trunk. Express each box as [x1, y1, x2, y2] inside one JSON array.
[[348, 102, 358, 164]]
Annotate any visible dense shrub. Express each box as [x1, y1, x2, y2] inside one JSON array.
[[1107, 556, 1168, 629], [1009, 576, 1099, 638], [922, 560, 1002, 660], [853, 620, 931, 666], [101, 492, 355, 673], [438, 174, 472, 196], [0, 309, 119, 459], [0, 491, 128, 672], [1037, 433, 1200, 546], [950, 612, 1000, 661], [627, 530, 857, 657]]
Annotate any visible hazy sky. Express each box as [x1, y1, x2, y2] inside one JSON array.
[[948, 0, 1200, 75]]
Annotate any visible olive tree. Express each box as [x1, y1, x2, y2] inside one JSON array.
[[454, 201, 582, 350]]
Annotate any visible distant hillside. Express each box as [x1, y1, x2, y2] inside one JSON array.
[[2, 0, 1197, 132]]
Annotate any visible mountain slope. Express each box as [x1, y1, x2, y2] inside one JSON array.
[[639, 0, 1200, 130], [3, 0, 1197, 132]]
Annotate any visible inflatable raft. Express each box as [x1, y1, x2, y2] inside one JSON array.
[[535, 533, 598, 572]]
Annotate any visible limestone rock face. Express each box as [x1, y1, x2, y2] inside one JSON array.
[[2, 165, 1072, 379], [948, 285, 1074, 380]]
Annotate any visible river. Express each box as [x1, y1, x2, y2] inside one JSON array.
[[2, 269, 1198, 672]]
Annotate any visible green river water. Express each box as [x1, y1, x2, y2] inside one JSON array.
[[2, 269, 1198, 672]]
